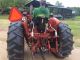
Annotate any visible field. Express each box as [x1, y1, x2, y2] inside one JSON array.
[[62, 18, 80, 47]]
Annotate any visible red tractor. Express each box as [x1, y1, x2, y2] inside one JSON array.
[[7, 1, 73, 60]]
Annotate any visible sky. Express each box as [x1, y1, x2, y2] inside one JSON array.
[[46, 0, 80, 7]]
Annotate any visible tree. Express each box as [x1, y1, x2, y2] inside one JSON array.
[[0, 0, 32, 14], [55, 1, 64, 7], [0, 0, 11, 8], [0, 0, 32, 8]]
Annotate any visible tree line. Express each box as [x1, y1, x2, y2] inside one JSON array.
[[0, 0, 32, 14], [0, 0, 32, 8], [0, 0, 80, 16]]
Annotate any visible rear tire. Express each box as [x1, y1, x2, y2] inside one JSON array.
[[7, 21, 24, 60], [54, 23, 74, 58]]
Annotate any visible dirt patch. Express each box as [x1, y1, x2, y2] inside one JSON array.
[[24, 47, 80, 60], [0, 31, 80, 60], [0, 31, 7, 41], [0, 31, 8, 60], [0, 41, 8, 60]]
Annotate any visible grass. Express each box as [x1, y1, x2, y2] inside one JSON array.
[[0, 15, 80, 47], [0, 19, 9, 30], [0, 15, 9, 19], [62, 19, 80, 47], [75, 16, 80, 20], [0, 15, 9, 30]]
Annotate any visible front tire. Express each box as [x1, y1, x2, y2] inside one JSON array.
[[7, 21, 24, 60]]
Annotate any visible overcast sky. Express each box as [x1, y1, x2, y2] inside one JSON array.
[[46, 0, 80, 7]]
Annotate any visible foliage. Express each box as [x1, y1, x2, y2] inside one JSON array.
[[0, 0, 32, 14], [55, 1, 64, 7], [0, 0, 32, 8]]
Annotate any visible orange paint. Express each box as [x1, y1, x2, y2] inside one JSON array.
[[48, 17, 60, 27]]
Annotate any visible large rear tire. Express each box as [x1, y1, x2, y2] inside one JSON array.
[[54, 23, 74, 58], [7, 21, 24, 60]]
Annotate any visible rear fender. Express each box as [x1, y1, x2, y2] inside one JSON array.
[[48, 17, 60, 27]]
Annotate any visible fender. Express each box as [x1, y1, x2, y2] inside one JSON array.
[[48, 17, 60, 27], [9, 7, 22, 22]]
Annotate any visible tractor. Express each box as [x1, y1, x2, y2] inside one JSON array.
[[7, 0, 73, 60]]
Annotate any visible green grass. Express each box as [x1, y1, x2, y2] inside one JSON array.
[[62, 19, 80, 47], [0, 15, 9, 19], [0, 15, 80, 47], [75, 16, 80, 20], [0, 19, 9, 30], [0, 15, 9, 30]]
